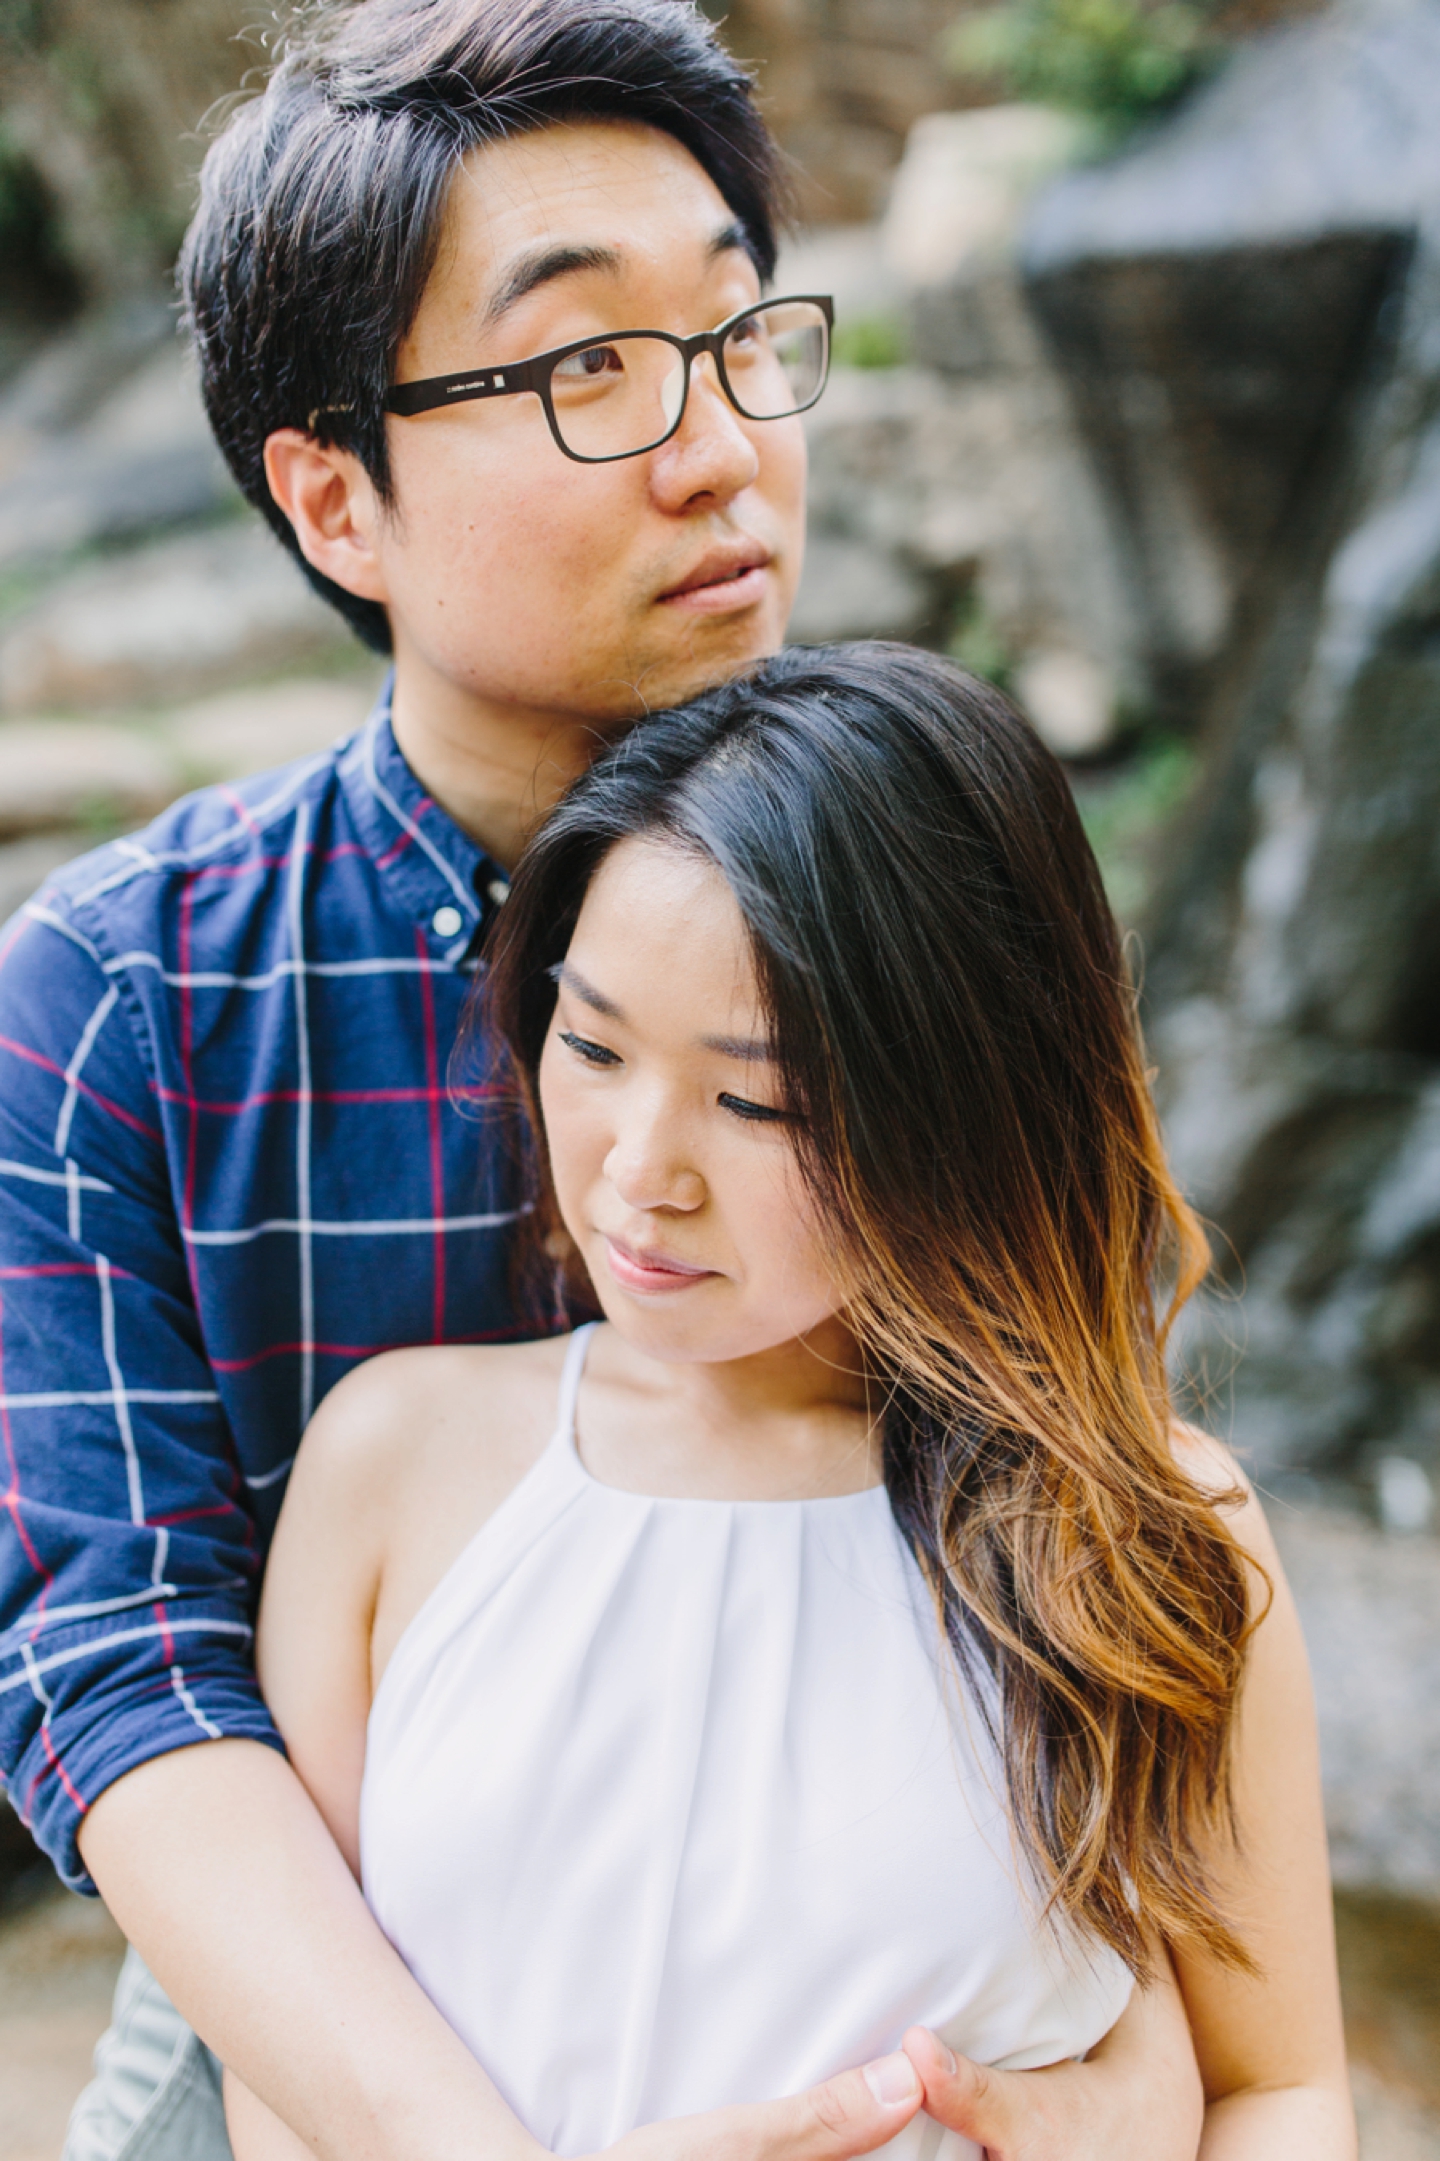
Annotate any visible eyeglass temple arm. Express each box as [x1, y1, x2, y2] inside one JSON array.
[[384, 361, 539, 419]]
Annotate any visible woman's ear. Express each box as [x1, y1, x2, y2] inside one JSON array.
[[263, 429, 390, 605]]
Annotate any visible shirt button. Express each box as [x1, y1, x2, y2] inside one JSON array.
[[431, 904, 464, 938]]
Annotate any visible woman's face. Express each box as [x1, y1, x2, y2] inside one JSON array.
[[538, 835, 842, 1365]]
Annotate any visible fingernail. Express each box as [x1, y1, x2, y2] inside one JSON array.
[[934, 2037, 958, 2076], [864, 2053, 920, 2106]]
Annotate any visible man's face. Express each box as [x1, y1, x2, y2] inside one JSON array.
[[373, 120, 806, 728]]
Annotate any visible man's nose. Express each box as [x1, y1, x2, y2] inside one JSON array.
[[651, 350, 761, 505]]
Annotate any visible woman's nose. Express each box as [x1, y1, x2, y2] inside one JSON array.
[[603, 1115, 705, 1214]]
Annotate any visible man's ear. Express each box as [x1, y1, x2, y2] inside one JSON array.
[[263, 430, 390, 605]]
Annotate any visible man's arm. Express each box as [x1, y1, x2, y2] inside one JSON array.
[[0, 897, 281, 1878]]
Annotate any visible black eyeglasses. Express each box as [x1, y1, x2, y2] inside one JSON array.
[[383, 294, 833, 463]]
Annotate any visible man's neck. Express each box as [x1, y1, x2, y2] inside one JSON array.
[[389, 654, 616, 873]]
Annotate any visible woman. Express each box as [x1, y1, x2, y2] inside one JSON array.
[[228, 643, 1353, 2159]]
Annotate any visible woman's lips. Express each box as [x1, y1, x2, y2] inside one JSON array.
[[603, 1235, 717, 1296]]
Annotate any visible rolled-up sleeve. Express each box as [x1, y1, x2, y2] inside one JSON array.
[[0, 902, 281, 1892]]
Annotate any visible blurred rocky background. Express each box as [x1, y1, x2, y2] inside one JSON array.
[[1, 0, 1438, 2154]]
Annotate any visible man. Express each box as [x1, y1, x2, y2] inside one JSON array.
[[0, 3, 1202, 2156]]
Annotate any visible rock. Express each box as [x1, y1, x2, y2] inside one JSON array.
[[779, 109, 1132, 751], [774, 225, 907, 332], [800, 361, 1135, 744], [1008, 0, 1440, 1480], [0, 523, 353, 715], [0, 720, 176, 837], [788, 533, 930, 644], [1272, 1507, 1440, 1900], [883, 106, 1088, 378], [164, 675, 382, 781], [0, 321, 238, 568], [1012, 648, 1115, 758], [1023, 0, 1440, 266], [884, 107, 1088, 291], [1020, 0, 1440, 727]]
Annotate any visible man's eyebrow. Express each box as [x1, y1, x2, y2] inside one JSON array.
[[482, 219, 754, 335], [708, 218, 751, 263], [550, 960, 624, 1019], [482, 242, 624, 332]]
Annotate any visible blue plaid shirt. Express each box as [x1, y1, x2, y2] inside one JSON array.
[[0, 690, 531, 1886]]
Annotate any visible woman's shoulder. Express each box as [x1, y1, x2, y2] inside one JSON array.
[[291, 1333, 574, 1527], [1169, 1418, 1282, 1584]]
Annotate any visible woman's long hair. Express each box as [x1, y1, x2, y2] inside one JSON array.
[[475, 641, 1258, 1973]]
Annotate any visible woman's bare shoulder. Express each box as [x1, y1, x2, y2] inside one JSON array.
[[1169, 1418, 1283, 1582], [291, 1334, 571, 1523]]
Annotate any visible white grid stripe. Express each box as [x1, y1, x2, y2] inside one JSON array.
[[65, 1159, 82, 1242], [19, 1641, 55, 1713], [96, 1255, 144, 1527], [0, 1158, 112, 1196], [0, 1617, 253, 1695], [361, 717, 478, 921], [181, 1207, 518, 1247], [169, 1664, 223, 1740], [0, 1389, 219, 1410], [54, 984, 118, 1157], [68, 757, 331, 908], [20, 903, 102, 966], [1, 1585, 183, 1637], [287, 802, 316, 1427], [244, 1456, 294, 1492], [105, 953, 454, 990]]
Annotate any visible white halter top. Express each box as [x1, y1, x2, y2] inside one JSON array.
[[360, 1325, 1131, 2159]]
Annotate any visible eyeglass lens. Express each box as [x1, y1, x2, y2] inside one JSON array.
[[547, 299, 829, 460]]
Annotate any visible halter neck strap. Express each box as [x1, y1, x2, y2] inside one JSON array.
[[554, 1321, 600, 1445]]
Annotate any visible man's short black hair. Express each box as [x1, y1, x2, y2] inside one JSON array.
[[179, 0, 788, 653]]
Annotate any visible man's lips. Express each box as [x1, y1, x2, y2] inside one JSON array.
[[658, 544, 771, 609], [602, 1234, 717, 1296]]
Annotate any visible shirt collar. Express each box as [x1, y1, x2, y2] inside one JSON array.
[[338, 676, 508, 961]]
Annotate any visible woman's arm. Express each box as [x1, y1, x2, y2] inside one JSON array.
[[1169, 1443, 1354, 2157], [903, 1436, 1354, 2161]]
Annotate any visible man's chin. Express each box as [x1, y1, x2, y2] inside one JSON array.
[[631, 612, 789, 714]]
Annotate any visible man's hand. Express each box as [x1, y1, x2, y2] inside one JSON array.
[[603, 2051, 924, 2161], [901, 1961, 1204, 2161]]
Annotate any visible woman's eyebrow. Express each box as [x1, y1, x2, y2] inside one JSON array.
[[700, 1033, 774, 1062], [551, 960, 624, 1019]]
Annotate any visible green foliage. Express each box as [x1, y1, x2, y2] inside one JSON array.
[[1074, 734, 1198, 919], [831, 312, 909, 369], [948, 0, 1223, 135], [946, 590, 1014, 692]]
